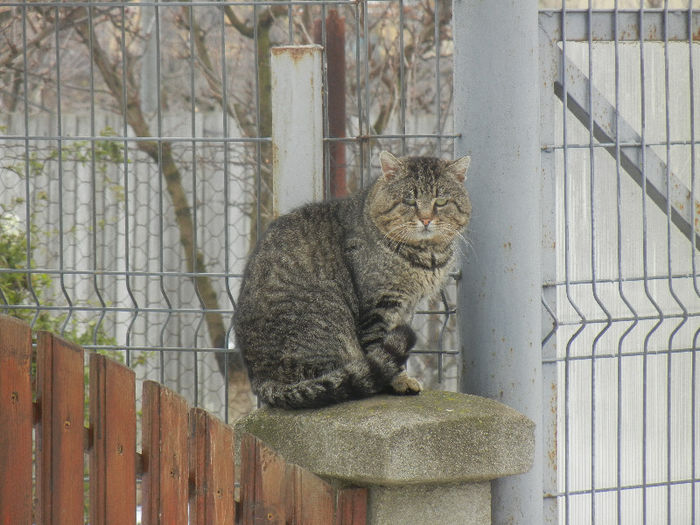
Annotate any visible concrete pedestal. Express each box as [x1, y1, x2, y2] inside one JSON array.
[[236, 390, 534, 525]]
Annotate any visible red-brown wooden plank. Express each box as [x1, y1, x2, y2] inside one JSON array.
[[240, 433, 356, 525], [0, 315, 33, 525], [189, 407, 235, 525], [335, 488, 368, 525], [141, 380, 189, 525], [36, 331, 85, 525], [89, 353, 136, 524], [287, 464, 334, 525], [238, 432, 257, 524], [239, 433, 288, 524]]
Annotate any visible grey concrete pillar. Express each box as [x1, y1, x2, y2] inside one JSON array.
[[452, 0, 543, 523], [237, 391, 534, 525]]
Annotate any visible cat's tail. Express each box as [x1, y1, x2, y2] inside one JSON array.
[[253, 325, 416, 409]]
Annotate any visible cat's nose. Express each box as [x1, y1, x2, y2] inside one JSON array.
[[420, 218, 432, 227]]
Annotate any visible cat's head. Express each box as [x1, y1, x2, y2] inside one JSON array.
[[368, 151, 471, 247]]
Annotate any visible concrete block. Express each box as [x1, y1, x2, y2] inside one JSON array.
[[236, 391, 535, 524], [237, 390, 534, 485]]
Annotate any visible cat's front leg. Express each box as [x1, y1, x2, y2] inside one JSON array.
[[359, 318, 423, 396], [381, 320, 422, 395]]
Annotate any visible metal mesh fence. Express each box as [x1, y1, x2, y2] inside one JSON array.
[[0, 0, 458, 423], [540, 5, 699, 523], [5, 2, 696, 522]]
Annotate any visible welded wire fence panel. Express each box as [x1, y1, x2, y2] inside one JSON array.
[[541, 6, 699, 524], [0, 0, 458, 422]]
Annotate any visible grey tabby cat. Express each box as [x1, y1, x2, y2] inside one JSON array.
[[234, 151, 471, 409]]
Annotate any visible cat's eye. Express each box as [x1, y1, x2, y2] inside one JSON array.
[[435, 197, 448, 207], [403, 198, 417, 206]]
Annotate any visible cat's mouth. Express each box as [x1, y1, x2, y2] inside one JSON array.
[[412, 222, 441, 242], [382, 220, 449, 246]]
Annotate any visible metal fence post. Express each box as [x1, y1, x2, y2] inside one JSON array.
[[270, 45, 325, 216], [539, 23, 560, 525], [453, 1, 543, 523]]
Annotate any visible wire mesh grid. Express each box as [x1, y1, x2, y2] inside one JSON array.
[[541, 4, 699, 523], [0, 0, 459, 423]]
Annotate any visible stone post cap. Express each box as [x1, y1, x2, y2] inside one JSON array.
[[236, 390, 535, 486]]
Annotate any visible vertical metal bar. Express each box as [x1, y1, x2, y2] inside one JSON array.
[[120, 2, 136, 368], [434, 0, 441, 156], [153, 0, 168, 385], [614, 7, 622, 522], [398, 0, 406, 156], [690, 3, 699, 300], [354, 1, 364, 187], [54, 4, 72, 336], [586, 3, 613, 522], [688, 3, 698, 522], [187, 1, 200, 407], [363, 0, 371, 186], [638, 5, 667, 522], [587, 6, 597, 522], [660, 3, 689, 521], [437, 290, 449, 385], [663, 3, 673, 521], [612, 3, 641, 523], [86, 4, 107, 348], [453, 0, 542, 522], [639, 6, 648, 522], [560, 4, 590, 522], [219, 2, 232, 424], [319, 4, 331, 200], [253, 2, 262, 246], [21, 3, 40, 328]]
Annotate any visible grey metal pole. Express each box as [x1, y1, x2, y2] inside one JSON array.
[[453, 1, 543, 524]]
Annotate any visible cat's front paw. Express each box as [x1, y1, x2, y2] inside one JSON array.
[[390, 371, 422, 395]]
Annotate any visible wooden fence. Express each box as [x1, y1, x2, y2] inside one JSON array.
[[0, 314, 367, 525]]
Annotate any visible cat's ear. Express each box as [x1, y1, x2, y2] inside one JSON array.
[[445, 155, 471, 183], [379, 151, 403, 181]]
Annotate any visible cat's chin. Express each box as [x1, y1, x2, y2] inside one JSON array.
[[400, 232, 449, 249], [413, 228, 442, 243], [415, 231, 436, 242]]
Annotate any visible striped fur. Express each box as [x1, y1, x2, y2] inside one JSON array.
[[234, 152, 471, 409]]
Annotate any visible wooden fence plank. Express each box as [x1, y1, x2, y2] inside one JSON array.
[[335, 488, 368, 525], [189, 407, 236, 525], [142, 380, 189, 525], [89, 353, 136, 524], [240, 433, 287, 524], [0, 315, 33, 525], [1, 320, 366, 525], [239, 433, 364, 525], [287, 465, 334, 525], [36, 331, 85, 525], [239, 432, 257, 524]]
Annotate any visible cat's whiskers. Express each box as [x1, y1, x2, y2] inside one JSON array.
[[379, 222, 415, 254], [434, 223, 475, 260]]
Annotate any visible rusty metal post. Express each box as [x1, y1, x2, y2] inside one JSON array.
[[315, 10, 348, 198]]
